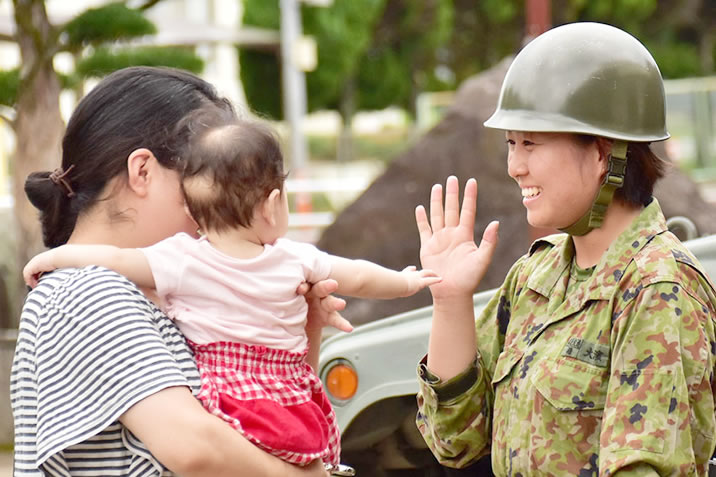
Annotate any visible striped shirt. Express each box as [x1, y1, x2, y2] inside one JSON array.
[[11, 267, 201, 476]]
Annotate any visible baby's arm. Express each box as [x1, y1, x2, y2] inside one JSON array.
[[328, 255, 440, 299], [24, 244, 154, 289]]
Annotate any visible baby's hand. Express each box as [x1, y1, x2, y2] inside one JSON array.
[[23, 250, 58, 288], [401, 265, 442, 296]]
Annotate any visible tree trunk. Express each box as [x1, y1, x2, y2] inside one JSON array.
[[10, 0, 64, 325]]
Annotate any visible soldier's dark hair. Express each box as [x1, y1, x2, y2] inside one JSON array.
[[179, 109, 287, 232], [577, 135, 667, 207], [24, 66, 235, 248]]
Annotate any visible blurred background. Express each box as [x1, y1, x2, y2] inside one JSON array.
[[0, 0, 714, 460]]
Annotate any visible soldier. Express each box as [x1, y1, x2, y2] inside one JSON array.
[[414, 22, 716, 475]]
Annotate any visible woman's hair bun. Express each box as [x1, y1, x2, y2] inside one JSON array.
[[24, 171, 75, 248], [25, 172, 61, 211]]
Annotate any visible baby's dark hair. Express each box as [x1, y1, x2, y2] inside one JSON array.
[[24, 66, 235, 248], [178, 108, 287, 232]]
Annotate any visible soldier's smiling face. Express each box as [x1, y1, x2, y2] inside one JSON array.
[[505, 131, 605, 229]]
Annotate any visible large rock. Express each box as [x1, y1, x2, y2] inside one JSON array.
[[318, 58, 716, 326]]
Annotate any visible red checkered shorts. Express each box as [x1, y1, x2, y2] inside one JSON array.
[[189, 340, 340, 466]]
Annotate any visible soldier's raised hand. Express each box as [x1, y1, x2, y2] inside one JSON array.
[[415, 176, 499, 300]]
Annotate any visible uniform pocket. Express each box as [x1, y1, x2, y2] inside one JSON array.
[[527, 358, 608, 469], [532, 357, 608, 411]]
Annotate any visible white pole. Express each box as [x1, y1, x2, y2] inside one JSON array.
[[280, 0, 308, 172]]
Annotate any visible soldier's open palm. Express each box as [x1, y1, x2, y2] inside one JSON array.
[[415, 176, 499, 300]]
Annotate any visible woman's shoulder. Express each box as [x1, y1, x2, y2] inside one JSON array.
[[32, 265, 146, 298], [24, 266, 155, 324], [19, 265, 195, 376], [633, 232, 711, 282], [625, 232, 716, 307]]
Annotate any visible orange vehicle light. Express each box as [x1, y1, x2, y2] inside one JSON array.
[[325, 363, 358, 401]]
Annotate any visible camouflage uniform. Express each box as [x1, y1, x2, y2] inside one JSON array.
[[416, 199, 716, 476]]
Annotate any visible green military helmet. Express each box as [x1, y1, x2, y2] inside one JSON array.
[[484, 22, 669, 142]]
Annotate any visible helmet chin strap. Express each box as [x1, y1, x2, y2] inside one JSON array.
[[559, 140, 629, 236]]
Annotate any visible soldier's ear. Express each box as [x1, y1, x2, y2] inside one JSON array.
[[598, 138, 613, 172]]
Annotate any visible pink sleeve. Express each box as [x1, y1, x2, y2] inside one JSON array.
[[139, 233, 193, 298], [276, 238, 332, 283]]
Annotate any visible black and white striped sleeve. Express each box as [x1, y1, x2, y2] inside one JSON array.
[[29, 267, 193, 467]]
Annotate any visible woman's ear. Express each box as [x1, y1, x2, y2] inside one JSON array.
[[261, 189, 282, 227], [126, 148, 157, 197], [596, 138, 613, 173]]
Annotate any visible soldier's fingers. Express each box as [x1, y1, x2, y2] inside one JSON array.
[[430, 183, 444, 231], [459, 178, 478, 232], [478, 220, 500, 261], [444, 176, 460, 228], [415, 205, 433, 244]]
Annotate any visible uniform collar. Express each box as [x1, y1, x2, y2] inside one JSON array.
[[526, 198, 667, 301]]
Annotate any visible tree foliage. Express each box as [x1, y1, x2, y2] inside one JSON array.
[[303, 0, 387, 113], [240, 0, 713, 121], [354, 0, 453, 114], [75, 46, 204, 78], [0, 69, 20, 107], [0, 1, 204, 109], [551, 0, 713, 79], [241, 0, 386, 120], [63, 2, 157, 50], [241, 0, 454, 119], [0, 0, 205, 326], [239, 0, 283, 119]]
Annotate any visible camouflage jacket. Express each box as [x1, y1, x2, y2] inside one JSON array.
[[417, 199, 716, 476]]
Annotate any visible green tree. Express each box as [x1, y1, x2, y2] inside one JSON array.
[[240, 0, 452, 160], [553, 0, 714, 78], [240, 0, 454, 118], [341, 0, 453, 159], [431, 0, 713, 95], [422, 0, 524, 90], [354, 0, 453, 114], [0, 0, 203, 326], [240, 0, 386, 120]]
